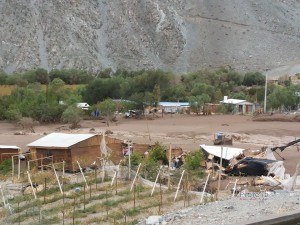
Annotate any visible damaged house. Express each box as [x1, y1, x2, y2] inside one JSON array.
[[200, 144, 283, 177]]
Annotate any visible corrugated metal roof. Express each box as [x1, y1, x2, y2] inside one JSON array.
[[27, 133, 96, 148], [220, 99, 246, 104], [200, 144, 244, 160], [159, 102, 190, 107], [0, 145, 20, 150]]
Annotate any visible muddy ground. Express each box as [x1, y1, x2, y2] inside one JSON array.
[[0, 114, 299, 174]]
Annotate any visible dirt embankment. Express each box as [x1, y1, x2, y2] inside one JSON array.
[[252, 113, 300, 122]]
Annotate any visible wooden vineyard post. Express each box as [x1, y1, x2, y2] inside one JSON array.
[[72, 196, 76, 225], [95, 167, 98, 190], [151, 168, 161, 196], [111, 160, 122, 187], [133, 184, 136, 209], [84, 185, 86, 211], [18, 201, 20, 225], [128, 143, 131, 180], [200, 173, 210, 204], [27, 171, 37, 199], [216, 146, 223, 200], [89, 182, 92, 201], [102, 159, 105, 182], [43, 178, 47, 203], [232, 179, 239, 197], [62, 178, 65, 225], [77, 161, 89, 188], [52, 164, 63, 194], [130, 163, 141, 191], [159, 175, 162, 213], [168, 144, 172, 190], [115, 170, 118, 195], [174, 170, 185, 201]]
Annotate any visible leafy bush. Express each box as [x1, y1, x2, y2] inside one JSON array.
[[61, 105, 83, 128], [141, 158, 160, 181], [33, 103, 65, 123], [5, 107, 22, 121], [148, 143, 168, 165], [123, 152, 143, 166], [216, 104, 234, 114], [184, 151, 203, 171]]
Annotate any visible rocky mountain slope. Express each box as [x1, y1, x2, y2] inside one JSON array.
[[1, 0, 300, 74]]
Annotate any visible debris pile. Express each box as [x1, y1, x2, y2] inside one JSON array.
[[201, 138, 300, 193]]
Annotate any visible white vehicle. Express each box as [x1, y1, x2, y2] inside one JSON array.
[[76, 102, 90, 110]]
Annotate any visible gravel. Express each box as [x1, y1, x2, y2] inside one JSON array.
[[139, 190, 300, 225]]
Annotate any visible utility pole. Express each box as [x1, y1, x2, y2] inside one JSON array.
[[264, 69, 269, 113]]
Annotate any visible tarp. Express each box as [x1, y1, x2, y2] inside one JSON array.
[[229, 157, 278, 176]]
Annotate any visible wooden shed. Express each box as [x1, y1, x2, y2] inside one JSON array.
[[27, 133, 101, 171], [0, 145, 20, 163], [105, 137, 152, 164]]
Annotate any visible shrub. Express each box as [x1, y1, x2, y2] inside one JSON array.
[[148, 143, 168, 165], [184, 151, 203, 171], [61, 105, 83, 129], [5, 107, 22, 121], [123, 152, 143, 166]]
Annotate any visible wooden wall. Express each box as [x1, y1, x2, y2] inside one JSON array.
[[30, 147, 70, 169], [29, 134, 154, 170], [0, 149, 19, 163]]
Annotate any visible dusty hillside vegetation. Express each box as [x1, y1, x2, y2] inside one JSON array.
[[1, 0, 300, 74]]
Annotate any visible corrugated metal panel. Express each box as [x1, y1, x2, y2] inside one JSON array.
[[159, 102, 190, 107], [220, 99, 246, 104], [200, 144, 244, 160], [0, 145, 20, 150], [27, 133, 96, 148]]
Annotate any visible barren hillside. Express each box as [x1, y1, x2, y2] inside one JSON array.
[[1, 0, 300, 74]]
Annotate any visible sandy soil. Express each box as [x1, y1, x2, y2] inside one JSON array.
[[0, 114, 299, 174]]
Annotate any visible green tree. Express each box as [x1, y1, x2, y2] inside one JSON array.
[[98, 98, 117, 126], [48, 78, 66, 103], [61, 105, 83, 129], [188, 94, 211, 115], [268, 85, 298, 111], [34, 103, 65, 123], [243, 72, 265, 86], [83, 78, 122, 104], [232, 91, 248, 100], [35, 68, 49, 84], [153, 84, 161, 106], [0, 70, 8, 84]]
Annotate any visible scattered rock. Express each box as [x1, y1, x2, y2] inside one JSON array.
[[105, 130, 113, 135], [146, 215, 163, 225], [14, 131, 25, 135]]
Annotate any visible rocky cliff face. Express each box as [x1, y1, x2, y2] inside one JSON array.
[[1, 0, 300, 74]]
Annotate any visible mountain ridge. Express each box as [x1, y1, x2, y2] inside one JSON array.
[[1, 0, 300, 74]]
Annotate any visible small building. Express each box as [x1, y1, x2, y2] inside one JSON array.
[[220, 96, 255, 114], [158, 102, 190, 114], [289, 74, 300, 85], [0, 145, 20, 163], [27, 133, 100, 171], [27, 133, 152, 169]]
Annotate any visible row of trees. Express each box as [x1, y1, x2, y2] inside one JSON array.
[[0, 67, 299, 126]]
